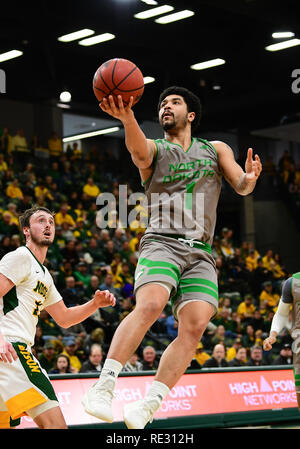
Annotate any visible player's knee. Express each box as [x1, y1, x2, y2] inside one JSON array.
[[136, 298, 165, 322], [190, 324, 206, 342], [136, 285, 167, 321], [38, 420, 68, 429], [181, 319, 207, 344], [146, 299, 164, 318], [33, 405, 67, 429]]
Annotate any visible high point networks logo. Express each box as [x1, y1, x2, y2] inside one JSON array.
[[229, 375, 296, 407], [0, 69, 6, 93]]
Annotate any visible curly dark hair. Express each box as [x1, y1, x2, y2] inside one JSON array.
[[157, 86, 202, 132]]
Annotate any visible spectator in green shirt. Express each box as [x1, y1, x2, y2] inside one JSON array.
[[38, 341, 57, 373], [74, 262, 91, 288]]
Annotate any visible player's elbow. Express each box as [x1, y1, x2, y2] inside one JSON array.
[[59, 320, 71, 329], [235, 189, 251, 196], [53, 313, 73, 329], [55, 318, 70, 328]]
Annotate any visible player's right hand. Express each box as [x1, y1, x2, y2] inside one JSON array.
[[99, 95, 134, 123], [93, 289, 116, 309], [0, 337, 18, 363], [263, 335, 277, 351]]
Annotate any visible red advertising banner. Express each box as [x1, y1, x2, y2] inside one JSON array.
[[18, 369, 297, 428]]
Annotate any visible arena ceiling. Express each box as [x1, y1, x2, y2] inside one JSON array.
[[1, 0, 300, 134]]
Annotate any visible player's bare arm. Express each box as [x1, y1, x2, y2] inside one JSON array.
[[212, 141, 262, 196], [0, 273, 18, 363], [263, 298, 291, 350], [100, 94, 157, 170], [45, 289, 116, 329]]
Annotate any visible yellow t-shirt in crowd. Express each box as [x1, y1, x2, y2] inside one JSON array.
[[6, 184, 23, 199], [48, 138, 63, 157], [194, 351, 211, 366], [0, 161, 8, 172], [245, 255, 258, 271], [237, 302, 256, 319], [55, 212, 75, 227], [34, 186, 53, 200], [226, 347, 236, 361], [259, 290, 280, 308], [262, 255, 275, 270], [61, 350, 82, 372], [83, 184, 101, 198]]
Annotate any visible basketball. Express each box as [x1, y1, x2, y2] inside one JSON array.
[[93, 58, 144, 107]]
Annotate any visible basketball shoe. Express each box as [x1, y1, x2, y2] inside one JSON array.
[[123, 396, 161, 429], [81, 376, 115, 422]]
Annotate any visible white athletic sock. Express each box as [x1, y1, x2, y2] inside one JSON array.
[[99, 358, 123, 383], [145, 380, 170, 404]]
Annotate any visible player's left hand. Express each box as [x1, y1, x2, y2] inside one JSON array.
[[263, 335, 276, 351], [245, 148, 262, 182], [100, 95, 134, 124], [93, 289, 116, 308]]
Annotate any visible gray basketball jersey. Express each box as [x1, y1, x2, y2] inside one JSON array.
[[291, 273, 300, 340], [143, 137, 222, 244]]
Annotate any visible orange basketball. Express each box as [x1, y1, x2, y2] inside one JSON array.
[[93, 58, 144, 107]]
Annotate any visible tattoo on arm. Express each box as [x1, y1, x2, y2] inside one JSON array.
[[236, 173, 256, 195], [236, 173, 248, 193], [219, 142, 256, 195]]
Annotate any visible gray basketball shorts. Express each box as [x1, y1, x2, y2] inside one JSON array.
[[293, 353, 300, 393], [134, 233, 218, 318]]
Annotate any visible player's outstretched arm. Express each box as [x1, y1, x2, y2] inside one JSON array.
[[0, 273, 18, 363], [100, 95, 157, 169], [45, 289, 116, 329], [213, 141, 262, 196]]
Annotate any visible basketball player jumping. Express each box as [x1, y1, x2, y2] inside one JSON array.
[[0, 206, 116, 429], [82, 87, 262, 428]]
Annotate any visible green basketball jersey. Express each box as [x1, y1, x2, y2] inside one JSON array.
[[143, 137, 222, 244]]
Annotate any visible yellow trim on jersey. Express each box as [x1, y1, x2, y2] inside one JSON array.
[[0, 410, 11, 428], [6, 387, 47, 420]]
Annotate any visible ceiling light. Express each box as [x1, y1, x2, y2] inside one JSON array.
[[0, 50, 23, 63], [212, 85, 221, 91], [272, 31, 295, 39], [143, 76, 155, 84], [63, 127, 120, 142], [265, 38, 300, 51], [57, 103, 71, 109], [141, 0, 158, 4], [60, 91, 72, 102], [78, 33, 115, 46], [190, 58, 225, 71], [155, 10, 194, 24], [134, 5, 174, 19], [58, 29, 95, 43]]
